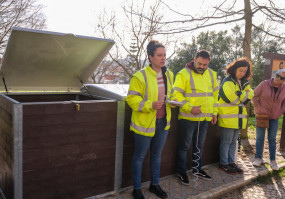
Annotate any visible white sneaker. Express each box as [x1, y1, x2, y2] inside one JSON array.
[[270, 161, 279, 171], [253, 158, 263, 167]]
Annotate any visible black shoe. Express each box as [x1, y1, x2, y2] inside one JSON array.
[[177, 173, 190, 185], [192, 169, 212, 180], [229, 163, 243, 174], [219, 164, 236, 175], [132, 189, 145, 199], [148, 184, 168, 198]]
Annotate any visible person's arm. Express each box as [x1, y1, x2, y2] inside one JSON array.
[[240, 83, 254, 105], [126, 75, 153, 112], [211, 74, 219, 124], [171, 72, 192, 113], [252, 81, 264, 113], [219, 81, 240, 104], [167, 70, 178, 108], [212, 73, 219, 116]]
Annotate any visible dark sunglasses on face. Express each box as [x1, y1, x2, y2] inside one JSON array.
[[276, 74, 285, 80]]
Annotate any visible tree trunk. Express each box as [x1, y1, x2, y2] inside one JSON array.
[[242, 0, 252, 60], [241, 0, 253, 138]]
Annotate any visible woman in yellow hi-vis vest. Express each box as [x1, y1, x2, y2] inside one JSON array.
[[126, 40, 174, 199], [218, 58, 253, 175]]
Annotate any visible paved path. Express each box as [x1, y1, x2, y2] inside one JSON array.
[[95, 134, 285, 199]]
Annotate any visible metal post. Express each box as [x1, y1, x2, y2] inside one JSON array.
[[114, 101, 125, 191], [13, 104, 23, 199]]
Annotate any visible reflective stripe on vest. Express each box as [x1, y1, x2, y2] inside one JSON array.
[[166, 71, 172, 88], [128, 90, 142, 96], [140, 69, 148, 101], [136, 70, 148, 112], [181, 100, 188, 106], [131, 121, 155, 133], [180, 112, 213, 118], [208, 69, 219, 92], [185, 92, 213, 97], [218, 114, 247, 118], [230, 97, 239, 105], [138, 100, 146, 112], [185, 68, 216, 97], [165, 71, 174, 96], [173, 87, 185, 94], [218, 103, 245, 107]]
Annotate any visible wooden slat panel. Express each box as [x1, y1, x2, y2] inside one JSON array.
[[0, 95, 14, 199], [22, 101, 117, 198]]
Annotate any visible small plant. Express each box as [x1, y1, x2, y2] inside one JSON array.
[[249, 125, 255, 130], [254, 168, 285, 184], [279, 169, 285, 177]]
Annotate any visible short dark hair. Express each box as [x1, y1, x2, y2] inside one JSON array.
[[147, 40, 165, 63], [225, 57, 252, 80], [195, 50, 211, 60]]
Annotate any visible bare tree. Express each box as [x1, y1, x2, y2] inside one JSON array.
[[0, 0, 46, 56], [137, 0, 285, 60], [151, 0, 285, 136], [89, 58, 116, 84], [95, 0, 178, 82]]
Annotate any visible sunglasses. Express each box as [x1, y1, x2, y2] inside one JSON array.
[[276, 74, 285, 80]]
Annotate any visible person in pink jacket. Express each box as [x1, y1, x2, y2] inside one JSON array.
[[252, 69, 285, 170]]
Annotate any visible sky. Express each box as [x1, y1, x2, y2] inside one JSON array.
[[37, 0, 284, 57], [38, 0, 122, 36], [37, 0, 238, 57], [38, 0, 225, 37]]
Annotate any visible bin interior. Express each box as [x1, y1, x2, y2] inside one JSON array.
[[4, 93, 105, 103]]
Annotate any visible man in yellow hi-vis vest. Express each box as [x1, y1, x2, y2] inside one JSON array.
[[172, 50, 218, 185]]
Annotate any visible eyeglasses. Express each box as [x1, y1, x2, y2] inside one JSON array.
[[276, 74, 285, 80]]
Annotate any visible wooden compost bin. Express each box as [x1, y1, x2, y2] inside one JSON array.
[[0, 27, 222, 199], [0, 28, 122, 199]]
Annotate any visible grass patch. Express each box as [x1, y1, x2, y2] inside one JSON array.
[[254, 167, 285, 184], [248, 117, 256, 128]]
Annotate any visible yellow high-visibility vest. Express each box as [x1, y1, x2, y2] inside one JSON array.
[[218, 76, 254, 129], [172, 67, 219, 121], [126, 65, 174, 137]]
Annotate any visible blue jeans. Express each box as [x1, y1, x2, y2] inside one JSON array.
[[255, 118, 279, 161], [132, 118, 168, 189], [219, 127, 240, 165], [177, 119, 209, 174]]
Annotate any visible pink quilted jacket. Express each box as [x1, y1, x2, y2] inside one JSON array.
[[252, 78, 285, 119]]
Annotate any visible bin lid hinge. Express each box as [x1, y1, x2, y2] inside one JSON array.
[[80, 79, 93, 98]]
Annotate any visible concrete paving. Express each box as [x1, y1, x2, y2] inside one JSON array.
[[95, 150, 285, 199]]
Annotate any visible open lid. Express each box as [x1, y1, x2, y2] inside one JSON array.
[[0, 27, 115, 93]]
